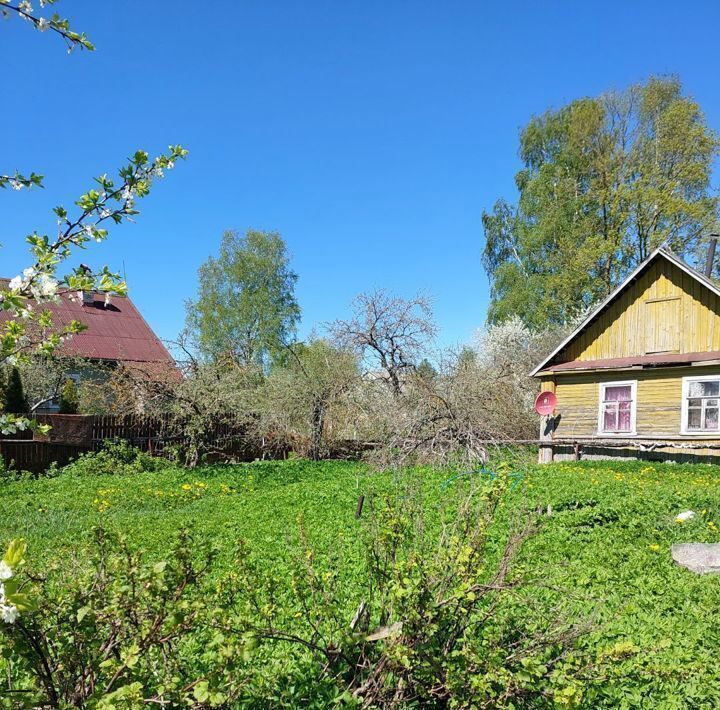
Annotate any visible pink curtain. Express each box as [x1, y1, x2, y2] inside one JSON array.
[[603, 385, 632, 431], [604, 385, 631, 402]]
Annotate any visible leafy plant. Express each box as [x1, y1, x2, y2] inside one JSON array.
[[0, 529, 251, 708], [229, 470, 586, 706], [58, 378, 79, 415], [62, 440, 171, 477]]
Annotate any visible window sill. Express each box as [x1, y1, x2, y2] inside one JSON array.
[[597, 431, 638, 437]]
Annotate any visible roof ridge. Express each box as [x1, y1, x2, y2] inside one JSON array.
[[530, 247, 720, 377]]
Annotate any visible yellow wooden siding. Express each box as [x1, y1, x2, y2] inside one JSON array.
[[552, 367, 720, 441], [539, 377, 555, 394], [645, 298, 680, 353], [558, 258, 720, 362]]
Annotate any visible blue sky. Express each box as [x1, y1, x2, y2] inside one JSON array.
[[3, 0, 720, 349]]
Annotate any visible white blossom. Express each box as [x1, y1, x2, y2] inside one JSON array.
[[0, 581, 17, 624], [9, 179, 22, 191], [1, 604, 18, 624], [8, 275, 23, 292], [0, 562, 12, 581], [30, 273, 58, 299], [36, 16, 49, 31], [18, 1, 32, 14]]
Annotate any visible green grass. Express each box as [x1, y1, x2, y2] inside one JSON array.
[[2, 456, 720, 707]]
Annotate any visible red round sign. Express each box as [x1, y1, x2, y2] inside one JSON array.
[[534, 391, 557, 416]]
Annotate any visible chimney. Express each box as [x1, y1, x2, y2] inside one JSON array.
[[79, 290, 94, 306], [705, 234, 719, 278]]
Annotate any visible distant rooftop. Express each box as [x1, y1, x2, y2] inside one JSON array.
[[0, 281, 175, 364]]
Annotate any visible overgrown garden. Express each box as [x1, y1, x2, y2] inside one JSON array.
[[2, 451, 720, 707], [3, 3, 720, 708]]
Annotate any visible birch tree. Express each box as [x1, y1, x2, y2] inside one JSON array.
[[483, 76, 720, 328]]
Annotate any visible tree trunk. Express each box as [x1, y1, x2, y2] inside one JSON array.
[[310, 402, 325, 460]]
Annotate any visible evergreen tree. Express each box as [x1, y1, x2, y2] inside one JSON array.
[[4, 368, 29, 414], [415, 358, 438, 382]]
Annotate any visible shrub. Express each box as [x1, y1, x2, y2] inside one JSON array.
[[58, 379, 79, 414], [0, 530, 251, 707], [229, 468, 587, 706], [62, 440, 171, 477]]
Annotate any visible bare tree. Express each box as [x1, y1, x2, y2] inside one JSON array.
[[367, 317, 577, 468], [329, 290, 436, 397]]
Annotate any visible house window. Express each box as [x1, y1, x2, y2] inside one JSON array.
[[682, 377, 720, 434], [598, 381, 636, 435]]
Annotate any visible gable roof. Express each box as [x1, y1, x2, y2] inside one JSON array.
[[531, 247, 720, 377], [0, 282, 175, 364]]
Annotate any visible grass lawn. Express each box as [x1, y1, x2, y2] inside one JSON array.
[[2, 456, 720, 707]]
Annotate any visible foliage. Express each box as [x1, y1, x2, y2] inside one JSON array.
[[0, 0, 94, 53], [1, 528, 253, 708], [0, 144, 187, 376], [0, 456, 591, 707], [3, 367, 28, 415], [261, 339, 360, 459], [62, 440, 172, 477], [483, 76, 720, 328], [185, 229, 301, 368], [58, 379, 78, 414], [233, 470, 587, 707], [2, 458, 720, 705], [365, 320, 572, 468], [13, 356, 101, 414]]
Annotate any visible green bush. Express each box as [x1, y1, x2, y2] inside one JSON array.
[[1, 468, 586, 707], [62, 440, 171, 477], [0, 530, 252, 707], [58, 379, 79, 414]]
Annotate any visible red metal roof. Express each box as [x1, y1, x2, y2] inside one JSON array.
[[1, 283, 175, 364], [542, 351, 720, 373]]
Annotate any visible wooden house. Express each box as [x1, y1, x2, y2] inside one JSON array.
[[532, 246, 720, 463], [0, 283, 177, 413]]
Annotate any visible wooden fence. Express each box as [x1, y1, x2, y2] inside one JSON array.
[[0, 440, 92, 472], [0, 413, 251, 473]]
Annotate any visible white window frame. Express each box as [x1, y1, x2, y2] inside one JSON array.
[[681, 375, 720, 435], [597, 380, 637, 436]]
